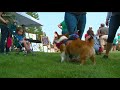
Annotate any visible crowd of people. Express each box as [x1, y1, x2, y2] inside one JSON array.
[[53, 12, 120, 59]]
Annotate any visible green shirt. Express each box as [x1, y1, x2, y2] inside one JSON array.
[[113, 38, 117, 44], [118, 35, 120, 39], [0, 12, 16, 26], [60, 21, 67, 32]]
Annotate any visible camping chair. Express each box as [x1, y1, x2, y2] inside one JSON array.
[[13, 34, 26, 54], [13, 34, 35, 55], [9, 25, 27, 54]]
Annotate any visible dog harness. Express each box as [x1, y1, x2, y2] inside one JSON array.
[[56, 39, 68, 49], [56, 34, 79, 49]]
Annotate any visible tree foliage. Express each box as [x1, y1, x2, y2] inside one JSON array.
[[26, 12, 43, 40]]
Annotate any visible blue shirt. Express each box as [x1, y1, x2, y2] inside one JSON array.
[[16, 34, 24, 41]]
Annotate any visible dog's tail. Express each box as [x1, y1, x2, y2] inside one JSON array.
[[88, 35, 94, 47]]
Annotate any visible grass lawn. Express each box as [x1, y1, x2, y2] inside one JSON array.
[[0, 51, 120, 78]]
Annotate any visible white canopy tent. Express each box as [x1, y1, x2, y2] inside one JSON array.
[[15, 12, 43, 27]]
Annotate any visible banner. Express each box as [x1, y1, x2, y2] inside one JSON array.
[[41, 36, 49, 46], [25, 33, 36, 40]]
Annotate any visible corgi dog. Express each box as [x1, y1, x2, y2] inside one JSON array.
[[54, 32, 96, 65]]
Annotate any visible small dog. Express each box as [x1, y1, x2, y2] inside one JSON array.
[[54, 33, 96, 65]]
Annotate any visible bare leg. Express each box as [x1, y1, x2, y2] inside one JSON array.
[[23, 41, 30, 51], [27, 41, 30, 50], [114, 45, 116, 51]]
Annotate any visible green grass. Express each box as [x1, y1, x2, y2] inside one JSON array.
[[0, 51, 120, 78]]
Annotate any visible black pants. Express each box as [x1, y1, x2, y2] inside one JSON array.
[[107, 15, 120, 43], [0, 24, 9, 53]]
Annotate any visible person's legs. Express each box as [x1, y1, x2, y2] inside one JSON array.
[[99, 36, 105, 51], [6, 44, 10, 53], [26, 41, 31, 50], [22, 41, 30, 51], [112, 44, 116, 51], [6, 32, 12, 53], [104, 15, 120, 58], [114, 45, 117, 51], [112, 44, 114, 51], [0, 25, 9, 53], [77, 14, 86, 39], [65, 12, 78, 35]]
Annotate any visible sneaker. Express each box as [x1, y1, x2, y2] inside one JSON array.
[[103, 55, 108, 59]]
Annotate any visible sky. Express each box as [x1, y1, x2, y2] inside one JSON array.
[[38, 12, 120, 43]]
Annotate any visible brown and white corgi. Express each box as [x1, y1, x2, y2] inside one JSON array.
[[54, 32, 96, 65]]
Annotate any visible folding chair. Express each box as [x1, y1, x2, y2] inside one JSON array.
[[13, 35, 26, 54]]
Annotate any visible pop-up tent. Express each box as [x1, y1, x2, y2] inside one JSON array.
[[15, 12, 43, 27], [14, 12, 43, 51]]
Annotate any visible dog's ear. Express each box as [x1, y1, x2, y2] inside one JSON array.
[[55, 31, 60, 38]]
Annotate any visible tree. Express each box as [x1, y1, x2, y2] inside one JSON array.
[[26, 12, 39, 20], [26, 12, 43, 40]]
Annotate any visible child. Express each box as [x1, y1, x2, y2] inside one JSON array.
[[15, 27, 31, 53]]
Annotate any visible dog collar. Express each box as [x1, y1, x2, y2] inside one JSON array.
[[56, 39, 68, 49]]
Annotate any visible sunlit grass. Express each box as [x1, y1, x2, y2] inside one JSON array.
[[0, 51, 120, 78]]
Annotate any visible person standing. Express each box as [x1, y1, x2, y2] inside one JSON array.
[[64, 12, 86, 39], [103, 12, 120, 58], [97, 23, 108, 51], [0, 12, 16, 54], [58, 20, 68, 35]]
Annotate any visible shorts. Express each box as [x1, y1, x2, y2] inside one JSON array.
[[99, 35, 108, 46]]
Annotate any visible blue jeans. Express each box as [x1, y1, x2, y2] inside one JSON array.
[[65, 12, 86, 39], [107, 15, 120, 43]]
